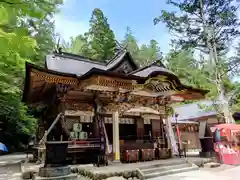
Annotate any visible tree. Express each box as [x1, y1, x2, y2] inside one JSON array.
[[27, 18, 56, 65], [62, 35, 88, 55], [166, 48, 240, 122], [165, 49, 218, 97], [86, 8, 116, 61], [138, 40, 163, 66], [121, 27, 140, 60], [154, 0, 240, 123], [121, 27, 163, 67], [0, 0, 62, 151]]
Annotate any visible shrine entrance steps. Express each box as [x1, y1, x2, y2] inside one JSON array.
[[140, 160, 198, 179]]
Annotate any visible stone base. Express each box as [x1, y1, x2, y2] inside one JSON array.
[[39, 166, 71, 177], [0, 160, 23, 173], [112, 160, 121, 164], [204, 162, 221, 168], [34, 173, 78, 180], [199, 151, 216, 158]]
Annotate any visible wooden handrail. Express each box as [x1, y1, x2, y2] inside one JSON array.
[[39, 112, 63, 145]]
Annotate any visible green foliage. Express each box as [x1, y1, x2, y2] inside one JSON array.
[[154, 0, 240, 85], [86, 8, 116, 61], [121, 27, 163, 67], [62, 14, 163, 66], [165, 48, 240, 115], [61, 8, 116, 62], [155, 0, 240, 123], [121, 27, 140, 60], [0, 0, 62, 151], [154, 0, 240, 54], [138, 40, 162, 66], [165, 50, 217, 97], [62, 35, 88, 55]]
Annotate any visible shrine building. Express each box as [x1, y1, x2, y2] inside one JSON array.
[[22, 48, 208, 164]]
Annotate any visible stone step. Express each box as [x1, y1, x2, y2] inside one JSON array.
[[144, 166, 198, 179], [39, 166, 71, 177], [141, 163, 191, 174], [34, 173, 78, 180], [139, 159, 188, 170]]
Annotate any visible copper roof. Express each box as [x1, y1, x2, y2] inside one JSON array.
[[46, 49, 138, 75]]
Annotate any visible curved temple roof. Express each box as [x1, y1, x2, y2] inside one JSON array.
[[23, 50, 208, 104], [45, 49, 138, 75]]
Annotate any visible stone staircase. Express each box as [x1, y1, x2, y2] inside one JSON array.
[[139, 160, 199, 179]]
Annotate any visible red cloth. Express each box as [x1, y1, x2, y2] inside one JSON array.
[[215, 124, 240, 141], [215, 124, 240, 130]]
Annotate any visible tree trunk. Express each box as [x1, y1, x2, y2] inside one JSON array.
[[165, 116, 178, 155], [217, 80, 234, 123], [213, 37, 234, 124], [199, 0, 234, 124]]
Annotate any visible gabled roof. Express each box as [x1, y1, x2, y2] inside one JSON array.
[[45, 49, 138, 75], [129, 61, 175, 77], [171, 100, 218, 121]]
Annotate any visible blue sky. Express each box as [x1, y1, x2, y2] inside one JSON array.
[[54, 0, 178, 55], [54, 0, 239, 82]]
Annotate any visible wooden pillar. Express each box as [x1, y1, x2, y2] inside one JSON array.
[[58, 99, 66, 141], [36, 117, 45, 143], [92, 116, 100, 138], [136, 117, 144, 140], [151, 119, 161, 139], [112, 110, 120, 162], [93, 99, 101, 138]]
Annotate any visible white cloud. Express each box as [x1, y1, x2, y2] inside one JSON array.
[[54, 15, 89, 41], [54, 0, 89, 41]]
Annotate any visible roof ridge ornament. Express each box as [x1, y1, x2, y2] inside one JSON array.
[[152, 59, 166, 68]]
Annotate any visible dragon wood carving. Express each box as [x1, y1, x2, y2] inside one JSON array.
[[135, 75, 182, 93]]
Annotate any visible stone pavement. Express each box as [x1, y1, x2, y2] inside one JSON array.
[[0, 153, 27, 180], [0, 166, 21, 180], [151, 165, 240, 180], [0, 153, 29, 165], [78, 157, 211, 174], [0, 154, 235, 180]]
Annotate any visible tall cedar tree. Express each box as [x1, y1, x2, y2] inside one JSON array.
[[138, 40, 163, 66], [87, 8, 116, 61], [154, 0, 240, 123], [121, 27, 139, 60], [62, 35, 88, 55]]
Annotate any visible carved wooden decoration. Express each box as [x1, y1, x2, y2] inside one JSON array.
[[134, 75, 183, 94], [80, 75, 134, 91], [64, 101, 94, 112], [113, 60, 134, 74], [97, 91, 168, 116], [31, 70, 78, 85]]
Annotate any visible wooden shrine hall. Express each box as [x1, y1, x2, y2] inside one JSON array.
[[22, 49, 208, 164]]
